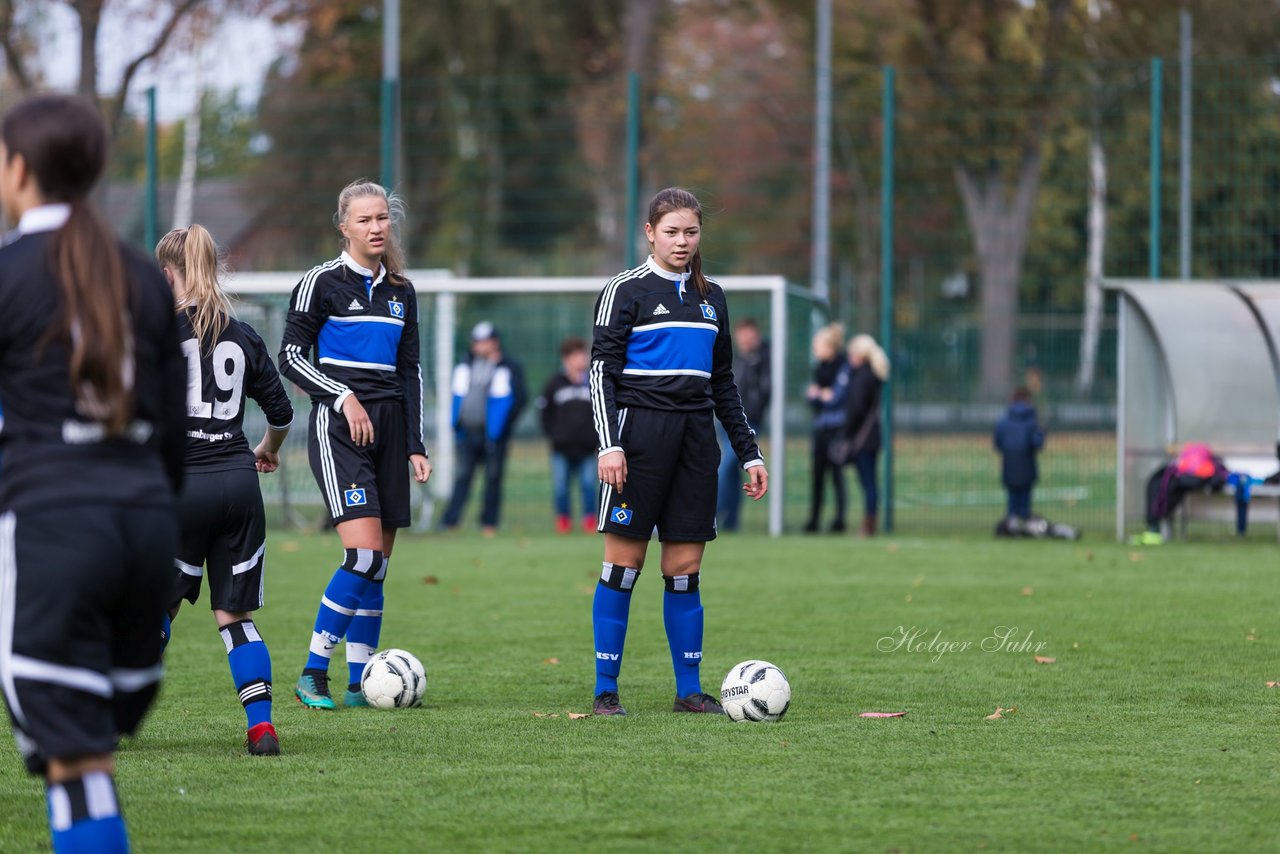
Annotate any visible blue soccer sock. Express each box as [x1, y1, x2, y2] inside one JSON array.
[[663, 573, 704, 698], [346, 576, 385, 690], [160, 611, 172, 653], [304, 549, 381, 673], [593, 562, 639, 695], [47, 772, 128, 854], [221, 619, 273, 729]]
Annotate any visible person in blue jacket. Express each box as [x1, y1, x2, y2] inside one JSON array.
[[442, 321, 527, 535], [994, 386, 1045, 521]]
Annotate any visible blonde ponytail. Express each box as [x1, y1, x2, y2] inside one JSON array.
[[156, 224, 233, 353]]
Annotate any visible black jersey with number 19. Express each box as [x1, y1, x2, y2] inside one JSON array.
[[178, 312, 294, 472], [0, 229, 186, 511]]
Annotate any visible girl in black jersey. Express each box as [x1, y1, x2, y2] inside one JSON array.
[[279, 180, 431, 710], [155, 223, 293, 756], [0, 94, 185, 853], [589, 187, 769, 716]]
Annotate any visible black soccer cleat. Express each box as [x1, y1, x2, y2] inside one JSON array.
[[245, 722, 280, 756], [673, 692, 725, 714], [593, 691, 627, 716]]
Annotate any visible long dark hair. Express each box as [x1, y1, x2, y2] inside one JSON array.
[[2, 94, 133, 435], [647, 187, 708, 297]]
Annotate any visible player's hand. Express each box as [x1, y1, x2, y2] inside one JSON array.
[[743, 465, 769, 501], [599, 449, 627, 494], [253, 442, 280, 473], [343, 395, 374, 445], [410, 454, 432, 483]]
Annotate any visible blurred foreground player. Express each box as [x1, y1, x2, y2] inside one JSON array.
[[0, 94, 185, 853]]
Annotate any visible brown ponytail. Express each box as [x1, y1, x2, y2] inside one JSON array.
[[647, 187, 709, 297], [3, 95, 134, 436]]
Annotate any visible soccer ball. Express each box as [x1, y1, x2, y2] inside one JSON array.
[[720, 660, 791, 722], [360, 648, 427, 710]]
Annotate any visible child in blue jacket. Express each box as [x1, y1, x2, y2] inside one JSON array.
[[994, 387, 1044, 520]]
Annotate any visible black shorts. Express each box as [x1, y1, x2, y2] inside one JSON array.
[[1, 504, 175, 775], [169, 467, 267, 614], [309, 398, 411, 528], [598, 406, 719, 542]]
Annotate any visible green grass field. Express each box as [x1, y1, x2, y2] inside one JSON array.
[[2, 531, 1277, 852]]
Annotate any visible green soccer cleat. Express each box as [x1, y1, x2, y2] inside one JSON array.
[[1127, 530, 1165, 547], [295, 671, 336, 710], [344, 687, 369, 707]]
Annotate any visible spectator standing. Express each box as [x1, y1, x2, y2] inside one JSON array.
[[994, 386, 1044, 524], [537, 336, 597, 533], [716, 317, 770, 531], [843, 334, 890, 537], [442, 321, 527, 536], [803, 324, 848, 533]]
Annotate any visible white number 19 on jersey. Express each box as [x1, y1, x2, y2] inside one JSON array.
[[182, 338, 246, 420]]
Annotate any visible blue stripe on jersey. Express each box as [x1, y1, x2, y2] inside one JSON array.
[[623, 322, 717, 377], [317, 316, 403, 372]]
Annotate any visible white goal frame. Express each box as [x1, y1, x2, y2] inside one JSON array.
[[228, 271, 788, 536]]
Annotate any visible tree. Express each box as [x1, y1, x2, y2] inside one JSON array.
[[0, 1, 269, 136]]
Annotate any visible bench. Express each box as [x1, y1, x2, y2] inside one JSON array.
[[1175, 455, 1280, 541]]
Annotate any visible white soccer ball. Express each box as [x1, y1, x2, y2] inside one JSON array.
[[720, 660, 791, 722], [360, 648, 427, 710]]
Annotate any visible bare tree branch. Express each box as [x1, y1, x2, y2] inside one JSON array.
[[0, 0, 33, 90], [105, 0, 205, 134]]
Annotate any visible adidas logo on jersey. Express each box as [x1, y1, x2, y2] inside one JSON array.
[[653, 303, 670, 315], [347, 299, 364, 311]]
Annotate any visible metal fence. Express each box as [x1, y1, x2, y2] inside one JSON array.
[[78, 55, 1280, 535]]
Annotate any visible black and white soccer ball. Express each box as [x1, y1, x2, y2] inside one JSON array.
[[360, 648, 427, 710], [720, 660, 791, 722]]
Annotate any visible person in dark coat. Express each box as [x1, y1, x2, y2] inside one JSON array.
[[993, 386, 1044, 521], [803, 324, 848, 533], [842, 334, 890, 536], [537, 336, 597, 533]]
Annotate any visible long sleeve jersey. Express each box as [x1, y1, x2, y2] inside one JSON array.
[[279, 252, 426, 457], [590, 256, 763, 470], [0, 205, 186, 512], [180, 312, 295, 472]]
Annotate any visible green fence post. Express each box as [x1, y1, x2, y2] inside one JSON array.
[[145, 86, 157, 250], [1149, 57, 1162, 280], [625, 72, 640, 269], [880, 66, 895, 534]]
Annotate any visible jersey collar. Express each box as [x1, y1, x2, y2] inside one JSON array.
[[341, 250, 386, 286], [645, 255, 687, 295], [18, 203, 71, 235]]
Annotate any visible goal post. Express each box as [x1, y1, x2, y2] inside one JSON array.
[[226, 271, 788, 536]]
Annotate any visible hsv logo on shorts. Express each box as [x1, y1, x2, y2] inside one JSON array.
[[700, 303, 718, 321], [389, 299, 405, 318], [344, 485, 368, 507], [611, 505, 633, 525]]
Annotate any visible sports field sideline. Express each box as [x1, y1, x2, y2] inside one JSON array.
[[2, 531, 1275, 851]]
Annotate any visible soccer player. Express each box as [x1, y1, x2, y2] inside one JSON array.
[[0, 94, 185, 853], [590, 187, 768, 716], [155, 224, 294, 756], [280, 179, 431, 710]]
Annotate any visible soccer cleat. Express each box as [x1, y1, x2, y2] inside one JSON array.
[[581, 515, 596, 534], [592, 691, 627, 716], [295, 671, 336, 710], [673, 692, 726, 714], [556, 515, 572, 534], [245, 722, 280, 756], [344, 687, 369, 707], [1128, 530, 1165, 546]]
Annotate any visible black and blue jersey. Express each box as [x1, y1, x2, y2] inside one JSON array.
[[0, 209, 186, 512], [590, 256, 762, 469], [179, 312, 294, 472], [279, 252, 426, 457]]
